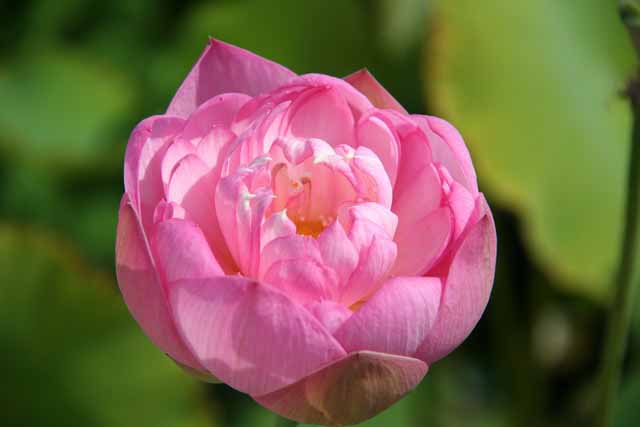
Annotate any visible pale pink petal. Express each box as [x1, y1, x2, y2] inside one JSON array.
[[169, 276, 346, 395], [150, 218, 223, 283], [255, 351, 427, 425], [305, 301, 353, 334], [284, 86, 356, 147], [356, 112, 400, 186], [260, 210, 297, 251], [115, 195, 201, 370], [344, 69, 408, 114], [391, 207, 453, 277], [167, 154, 237, 273], [334, 276, 441, 356], [167, 39, 296, 118], [414, 199, 497, 363], [316, 221, 359, 286]]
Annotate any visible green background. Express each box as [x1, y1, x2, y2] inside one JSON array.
[[1, 0, 639, 426]]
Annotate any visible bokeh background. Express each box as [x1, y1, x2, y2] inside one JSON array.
[[1, 0, 640, 426]]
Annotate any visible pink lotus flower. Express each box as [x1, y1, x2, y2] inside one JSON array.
[[116, 39, 496, 425]]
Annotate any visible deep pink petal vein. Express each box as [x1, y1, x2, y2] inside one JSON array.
[[115, 39, 497, 425]]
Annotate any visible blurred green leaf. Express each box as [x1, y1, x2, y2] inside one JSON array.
[[614, 369, 640, 427], [0, 225, 213, 427], [0, 52, 134, 169], [426, 0, 634, 298], [150, 0, 372, 104]]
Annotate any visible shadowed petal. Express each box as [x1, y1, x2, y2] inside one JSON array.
[[344, 69, 407, 113], [255, 351, 427, 425]]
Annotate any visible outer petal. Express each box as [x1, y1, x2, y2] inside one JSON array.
[[255, 351, 427, 425], [167, 39, 296, 118], [414, 198, 497, 363], [115, 195, 201, 370], [334, 277, 441, 356], [425, 115, 477, 193], [412, 115, 478, 194], [131, 116, 186, 230], [169, 276, 346, 395], [344, 69, 408, 114]]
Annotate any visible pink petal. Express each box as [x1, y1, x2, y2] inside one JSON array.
[[133, 116, 186, 230], [215, 160, 273, 276], [169, 276, 346, 395], [414, 200, 497, 363], [167, 39, 296, 118], [425, 115, 478, 193], [150, 218, 223, 283], [392, 163, 442, 226], [412, 114, 478, 194], [352, 146, 393, 209], [115, 195, 201, 370], [334, 276, 441, 356], [161, 140, 195, 192], [391, 207, 453, 277], [196, 126, 237, 168], [286, 73, 374, 117], [344, 69, 408, 113], [177, 93, 250, 144], [339, 202, 398, 238], [167, 154, 237, 273], [263, 258, 339, 304], [260, 210, 297, 251], [446, 180, 476, 241], [255, 351, 427, 425], [284, 86, 356, 147], [124, 116, 158, 205], [356, 112, 401, 186], [305, 301, 353, 334], [342, 230, 398, 306], [393, 129, 433, 205], [317, 220, 359, 286]]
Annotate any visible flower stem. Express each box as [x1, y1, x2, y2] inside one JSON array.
[[274, 415, 298, 427], [597, 3, 640, 426]]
